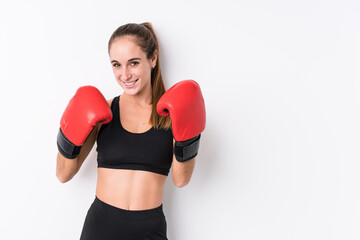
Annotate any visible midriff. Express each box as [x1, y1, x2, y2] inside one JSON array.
[[96, 167, 167, 210]]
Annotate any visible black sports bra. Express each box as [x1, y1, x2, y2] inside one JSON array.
[[96, 96, 173, 176]]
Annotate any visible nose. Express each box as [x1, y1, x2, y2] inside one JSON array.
[[120, 67, 132, 82]]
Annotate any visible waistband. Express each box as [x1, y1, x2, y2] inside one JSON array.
[[92, 196, 164, 220]]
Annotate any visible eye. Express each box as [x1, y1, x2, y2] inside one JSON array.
[[131, 61, 139, 66], [112, 63, 120, 67]]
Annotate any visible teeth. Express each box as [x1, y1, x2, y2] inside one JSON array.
[[124, 80, 137, 86]]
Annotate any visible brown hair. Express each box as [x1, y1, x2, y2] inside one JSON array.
[[108, 22, 171, 130]]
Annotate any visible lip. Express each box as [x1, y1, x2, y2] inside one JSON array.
[[122, 79, 138, 88], [122, 79, 138, 83]]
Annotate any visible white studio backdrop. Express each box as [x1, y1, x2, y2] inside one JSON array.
[[0, 0, 359, 239]]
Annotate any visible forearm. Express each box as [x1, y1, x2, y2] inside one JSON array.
[[172, 157, 195, 188], [55, 86, 111, 183], [56, 123, 100, 183], [56, 152, 79, 183], [157, 80, 204, 187]]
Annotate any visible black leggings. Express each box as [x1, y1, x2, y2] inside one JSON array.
[[80, 196, 168, 240]]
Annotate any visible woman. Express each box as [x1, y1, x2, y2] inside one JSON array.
[[56, 22, 205, 239]]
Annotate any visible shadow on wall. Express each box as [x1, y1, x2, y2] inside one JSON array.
[[76, 145, 98, 183], [163, 118, 221, 232]]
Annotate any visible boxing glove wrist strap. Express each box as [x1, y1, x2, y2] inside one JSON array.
[[57, 128, 82, 159], [174, 134, 201, 162]]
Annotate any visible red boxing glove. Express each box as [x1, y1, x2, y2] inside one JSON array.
[[157, 80, 206, 162], [57, 86, 113, 159]]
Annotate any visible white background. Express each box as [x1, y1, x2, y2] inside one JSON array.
[[0, 0, 359, 239]]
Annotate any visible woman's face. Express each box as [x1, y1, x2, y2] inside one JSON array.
[[109, 36, 157, 96]]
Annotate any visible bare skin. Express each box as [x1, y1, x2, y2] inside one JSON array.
[[95, 96, 168, 210], [57, 97, 195, 210], [56, 36, 196, 210]]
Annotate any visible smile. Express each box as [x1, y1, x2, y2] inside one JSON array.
[[122, 79, 138, 87]]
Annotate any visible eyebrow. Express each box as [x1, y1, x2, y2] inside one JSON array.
[[111, 57, 141, 63]]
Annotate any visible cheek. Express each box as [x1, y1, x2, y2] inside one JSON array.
[[112, 68, 120, 77], [133, 68, 142, 76], [136, 66, 151, 78]]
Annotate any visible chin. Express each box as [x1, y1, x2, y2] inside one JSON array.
[[123, 84, 143, 96], [123, 89, 140, 96]]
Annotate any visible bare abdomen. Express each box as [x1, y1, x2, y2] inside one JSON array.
[[95, 168, 167, 210]]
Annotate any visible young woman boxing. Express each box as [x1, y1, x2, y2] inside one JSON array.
[[56, 22, 205, 239]]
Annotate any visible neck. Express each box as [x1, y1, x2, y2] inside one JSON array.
[[123, 86, 152, 107]]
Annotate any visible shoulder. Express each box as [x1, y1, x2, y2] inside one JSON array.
[[94, 97, 114, 137], [106, 95, 121, 107], [106, 98, 114, 107]]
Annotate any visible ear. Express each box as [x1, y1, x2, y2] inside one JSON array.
[[151, 49, 158, 68]]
